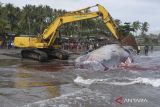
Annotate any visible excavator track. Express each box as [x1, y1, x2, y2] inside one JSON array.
[[21, 49, 69, 62], [21, 49, 48, 62], [51, 49, 69, 60]]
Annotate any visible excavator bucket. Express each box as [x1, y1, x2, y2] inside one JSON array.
[[121, 35, 139, 53]]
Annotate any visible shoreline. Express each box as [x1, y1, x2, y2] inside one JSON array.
[[0, 45, 159, 60]]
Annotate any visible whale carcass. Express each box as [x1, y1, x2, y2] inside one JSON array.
[[75, 44, 134, 71]]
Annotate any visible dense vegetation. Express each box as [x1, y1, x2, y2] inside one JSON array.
[[0, 2, 151, 38]]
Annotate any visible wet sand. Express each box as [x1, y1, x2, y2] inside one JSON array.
[[0, 49, 21, 59], [0, 49, 79, 107]]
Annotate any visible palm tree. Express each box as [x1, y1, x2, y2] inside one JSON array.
[[0, 2, 3, 7], [0, 3, 8, 33], [114, 19, 122, 27], [141, 22, 149, 36], [20, 5, 34, 34], [132, 21, 141, 36]]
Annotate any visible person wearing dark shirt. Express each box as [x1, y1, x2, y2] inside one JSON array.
[[144, 45, 149, 56], [151, 45, 153, 53]]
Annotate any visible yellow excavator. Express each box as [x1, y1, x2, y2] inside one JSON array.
[[14, 4, 138, 61]]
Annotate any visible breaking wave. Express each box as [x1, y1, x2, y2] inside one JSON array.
[[22, 88, 111, 107], [74, 76, 160, 87]]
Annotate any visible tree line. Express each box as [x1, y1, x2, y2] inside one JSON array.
[[0, 2, 150, 37]]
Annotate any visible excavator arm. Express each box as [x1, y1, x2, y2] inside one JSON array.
[[42, 4, 120, 46]]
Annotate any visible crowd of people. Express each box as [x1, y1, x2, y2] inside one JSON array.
[[62, 41, 154, 56], [0, 33, 15, 49], [61, 40, 108, 53]]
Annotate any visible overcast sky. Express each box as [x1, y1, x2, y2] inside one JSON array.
[[1, 0, 160, 34]]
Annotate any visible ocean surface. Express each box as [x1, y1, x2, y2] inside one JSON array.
[[0, 51, 160, 107]]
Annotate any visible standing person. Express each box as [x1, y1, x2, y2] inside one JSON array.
[[86, 42, 89, 50], [89, 44, 94, 52], [144, 45, 149, 56], [0, 38, 3, 48], [151, 45, 153, 53], [94, 42, 99, 49], [77, 42, 81, 53], [137, 46, 141, 55]]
